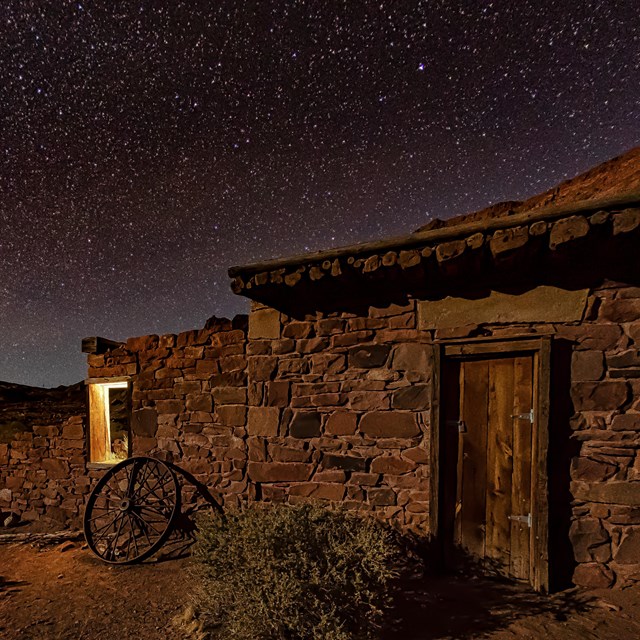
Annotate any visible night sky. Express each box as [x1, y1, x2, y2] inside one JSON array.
[[1, 1, 638, 387]]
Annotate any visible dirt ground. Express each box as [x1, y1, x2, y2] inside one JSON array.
[[1, 541, 640, 640]]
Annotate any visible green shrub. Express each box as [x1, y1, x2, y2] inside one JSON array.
[[191, 503, 399, 640]]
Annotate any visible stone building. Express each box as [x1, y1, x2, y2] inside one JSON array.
[[1, 149, 639, 592]]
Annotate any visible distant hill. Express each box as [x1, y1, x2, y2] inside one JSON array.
[[0, 381, 86, 443], [416, 146, 640, 232]]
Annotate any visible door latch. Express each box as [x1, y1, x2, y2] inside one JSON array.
[[508, 513, 532, 527], [512, 410, 534, 422], [445, 419, 467, 433]]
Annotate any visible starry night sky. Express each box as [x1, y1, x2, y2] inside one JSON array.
[[0, 1, 638, 387]]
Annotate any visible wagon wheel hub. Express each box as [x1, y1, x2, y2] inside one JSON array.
[[118, 497, 132, 512]]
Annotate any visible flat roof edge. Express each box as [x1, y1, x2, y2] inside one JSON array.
[[228, 191, 640, 278]]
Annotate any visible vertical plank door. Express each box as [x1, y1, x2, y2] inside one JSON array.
[[456, 355, 534, 581]]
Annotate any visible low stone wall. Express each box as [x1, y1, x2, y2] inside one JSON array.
[[0, 415, 94, 530]]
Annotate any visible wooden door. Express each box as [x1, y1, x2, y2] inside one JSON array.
[[454, 355, 534, 581]]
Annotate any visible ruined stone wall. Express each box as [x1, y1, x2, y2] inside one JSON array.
[[0, 415, 94, 530], [86, 316, 250, 509]]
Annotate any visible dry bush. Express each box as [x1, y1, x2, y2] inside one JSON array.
[[191, 503, 399, 640]]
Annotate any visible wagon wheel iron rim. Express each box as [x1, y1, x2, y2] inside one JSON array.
[[83, 456, 180, 564]]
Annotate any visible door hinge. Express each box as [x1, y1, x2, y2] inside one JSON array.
[[508, 513, 532, 527], [512, 409, 534, 422]]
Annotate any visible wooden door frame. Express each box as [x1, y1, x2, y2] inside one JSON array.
[[429, 335, 551, 591]]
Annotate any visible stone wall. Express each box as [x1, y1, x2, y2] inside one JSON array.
[[0, 415, 93, 530], [1, 281, 638, 589], [86, 316, 251, 509], [243, 281, 640, 589], [244, 302, 432, 532]]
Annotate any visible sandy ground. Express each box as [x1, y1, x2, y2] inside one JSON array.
[[0, 540, 191, 640], [1, 541, 640, 640]]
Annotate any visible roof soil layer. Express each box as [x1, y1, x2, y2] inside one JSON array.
[[229, 146, 640, 280]]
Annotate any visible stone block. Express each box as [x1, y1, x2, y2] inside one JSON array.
[[131, 407, 158, 438], [367, 303, 412, 318], [247, 437, 267, 462], [316, 318, 345, 336], [615, 529, 640, 564], [348, 344, 391, 368], [612, 413, 640, 431], [288, 482, 345, 501], [572, 351, 604, 381], [270, 445, 310, 462], [248, 356, 277, 381], [155, 367, 182, 380], [310, 353, 346, 375], [569, 518, 610, 562], [570, 381, 628, 411], [435, 239, 466, 262], [247, 462, 313, 482], [155, 399, 183, 414], [571, 457, 617, 481], [572, 481, 640, 506], [33, 426, 59, 437], [348, 391, 390, 411], [359, 411, 420, 438], [350, 472, 380, 486], [600, 298, 640, 323], [612, 208, 640, 235], [313, 470, 346, 482], [213, 386, 247, 404], [322, 454, 367, 472], [549, 215, 590, 249], [62, 422, 84, 439], [325, 411, 358, 435], [249, 308, 281, 339], [174, 381, 202, 396], [370, 455, 417, 474], [267, 381, 290, 407], [134, 437, 157, 452], [490, 226, 529, 257], [573, 563, 615, 588], [216, 405, 247, 426], [367, 487, 396, 506], [247, 407, 280, 436], [283, 321, 313, 339], [391, 344, 430, 371], [607, 350, 640, 368], [186, 393, 213, 412], [403, 446, 430, 464], [418, 286, 587, 329], [391, 385, 430, 410], [290, 412, 322, 438], [40, 459, 69, 479], [298, 337, 329, 353]]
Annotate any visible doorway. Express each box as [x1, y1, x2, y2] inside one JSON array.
[[434, 338, 550, 591]]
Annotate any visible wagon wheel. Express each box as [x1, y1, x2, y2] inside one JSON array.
[[83, 456, 180, 564]]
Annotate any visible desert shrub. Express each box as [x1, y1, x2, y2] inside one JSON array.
[[191, 503, 400, 640]]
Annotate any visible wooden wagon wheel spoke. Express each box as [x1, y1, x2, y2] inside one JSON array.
[[84, 456, 180, 565]]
